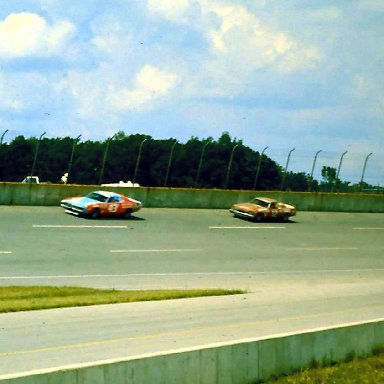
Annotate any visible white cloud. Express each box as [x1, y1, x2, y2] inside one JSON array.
[[90, 16, 133, 58], [0, 74, 23, 110], [59, 64, 179, 119], [202, 3, 321, 73], [147, 0, 190, 21], [0, 12, 75, 58], [146, 1, 322, 98], [92, 34, 124, 56], [0, 71, 52, 113], [356, 0, 384, 12], [0, 95, 24, 110], [60, 70, 103, 118], [147, 0, 321, 73], [107, 65, 179, 111], [307, 6, 342, 21]]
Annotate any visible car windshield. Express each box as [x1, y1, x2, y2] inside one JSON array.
[[86, 192, 109, 202], [250, 198, 270, 208]]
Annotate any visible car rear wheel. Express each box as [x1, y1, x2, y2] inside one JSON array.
[[254, 213, 263, 222]]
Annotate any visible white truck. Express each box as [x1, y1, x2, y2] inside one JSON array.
[[21, 176, 40, 184]]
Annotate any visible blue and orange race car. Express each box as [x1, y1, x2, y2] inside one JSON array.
[[60, 190, 142, 219]]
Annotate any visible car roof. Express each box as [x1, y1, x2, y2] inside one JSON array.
[[255, 197, 278, 203], [92, 190, 120, 197]]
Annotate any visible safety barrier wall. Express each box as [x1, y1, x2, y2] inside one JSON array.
[[1, 319, 383, 383], [0, 182, 383, 212]]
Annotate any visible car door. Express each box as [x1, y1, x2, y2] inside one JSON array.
[[270, 203, 278, 218], [105, 196, 119, 216]]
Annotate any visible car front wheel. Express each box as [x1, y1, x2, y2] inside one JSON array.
[[90, 209, 100, 219], [282, 213, 290, 222], [123, 209, 132, 219]]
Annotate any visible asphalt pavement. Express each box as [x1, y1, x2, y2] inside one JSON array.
[[0, 207, 383, 377]]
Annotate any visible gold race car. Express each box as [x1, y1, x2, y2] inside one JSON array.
[[230, 197, 296, 222]]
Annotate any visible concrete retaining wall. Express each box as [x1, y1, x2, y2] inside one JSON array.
[[1, 319, 383, 383], [1, 182, 383, 212]]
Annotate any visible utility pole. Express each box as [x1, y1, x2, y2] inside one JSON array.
[[332, 150, 348, 192], [253, 146, 269, 190], [280, 148, 295, 191], [133, 138, 148, 185], [30, 131, 46, 180], [67, 135, 81, 184], [224, 144, 239, 189], [194, 141, 210, 188], [163, 140, 177, 187], [359, 152, 373, 192], [308, 150, 322, 191]]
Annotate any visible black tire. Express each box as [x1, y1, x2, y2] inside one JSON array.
[[123, 209, 132, 219], [254, 213, 263, 223], [90, 209, 100, 219], [282, 213, 290, 222]]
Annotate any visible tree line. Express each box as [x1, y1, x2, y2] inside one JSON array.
[[0, 131, 377, 192]]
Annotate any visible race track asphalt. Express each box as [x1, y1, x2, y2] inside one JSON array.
[[0, 207, 383, 376]]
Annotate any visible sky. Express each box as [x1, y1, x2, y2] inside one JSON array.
[[0, 0, 383, 186]]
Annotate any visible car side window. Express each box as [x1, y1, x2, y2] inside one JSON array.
[[109, 196, 122, 203]]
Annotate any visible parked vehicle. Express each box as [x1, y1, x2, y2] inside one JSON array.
[[101, 180, 140, 187], [230, 197, 296, 222], [60, 190, 142, 219], [21, 176, 40, 183]]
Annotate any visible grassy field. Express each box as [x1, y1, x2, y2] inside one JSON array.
[[263, 351, 384, 384], [0, 286, 245, 313]]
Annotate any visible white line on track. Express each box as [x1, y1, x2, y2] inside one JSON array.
[[209, 226, 286, 229], [1, 269, 383, 280], [33, 225, 128, 229], [353, 227, 384, 230], [287, 247, 358, 251], [110, 249, 202, 253], [0, 251, 12, 254]]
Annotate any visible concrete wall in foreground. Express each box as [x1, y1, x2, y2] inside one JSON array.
[[1, 319, 383, 383], [1, 182, 384, 212]]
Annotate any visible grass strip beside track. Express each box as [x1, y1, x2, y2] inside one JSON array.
[[263, 350, 384, 384], [0, 286, 245, 313]]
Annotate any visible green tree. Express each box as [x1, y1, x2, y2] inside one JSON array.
[[1, 132, 371, 193], [2, 136, 33, 181], [321, 166, 337, 184], [284, 172, 310, 191]]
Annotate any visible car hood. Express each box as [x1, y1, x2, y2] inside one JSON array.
[[63, 196, 98, 207], [278, 203, 295, 211], [232, 202, 264, 212]]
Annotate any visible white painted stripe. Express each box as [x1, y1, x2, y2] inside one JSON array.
[[0, 251, 12, 254], [33, 225, 127, 229], [1, 269, 383, 280], [287, 247, 358, 251], [353, 227, 384, 230], [110, 249, 203, 253], [209, 226, 286, 229]]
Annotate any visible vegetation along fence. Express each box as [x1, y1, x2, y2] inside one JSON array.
[[0, 131, 382, 193]]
